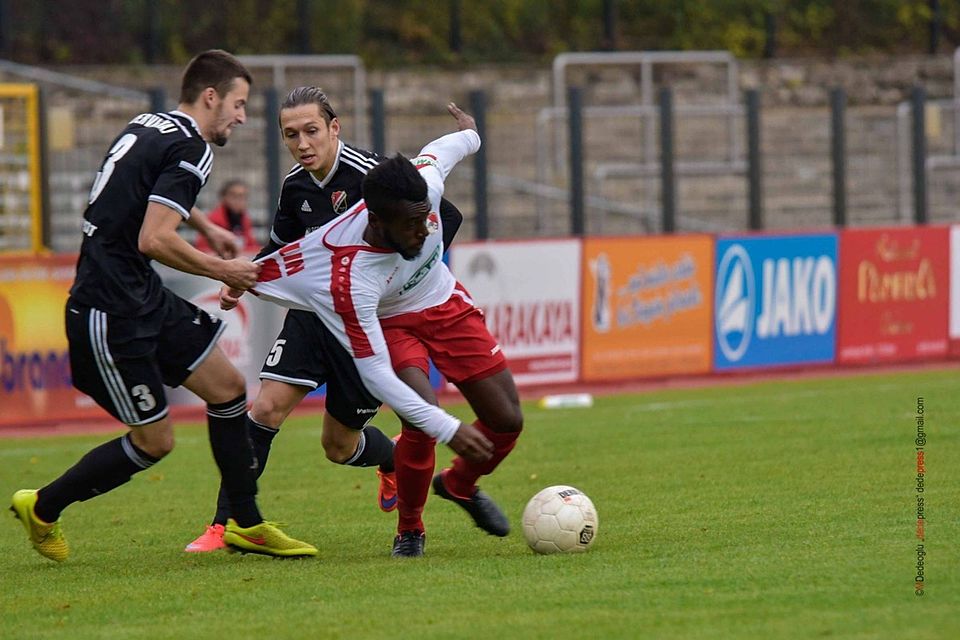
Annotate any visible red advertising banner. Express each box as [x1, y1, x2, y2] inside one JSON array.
[[837, 226, 949, 364], [581, 235, 713, 381], [0, 254, 110, 426]]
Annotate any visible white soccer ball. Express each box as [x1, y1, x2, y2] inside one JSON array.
[[522, 485, 598, 554]]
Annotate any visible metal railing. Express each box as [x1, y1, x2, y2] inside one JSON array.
[[550, 50, 740, 173]]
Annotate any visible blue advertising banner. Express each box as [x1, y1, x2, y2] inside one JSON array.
[[714, 233, 838, 370]]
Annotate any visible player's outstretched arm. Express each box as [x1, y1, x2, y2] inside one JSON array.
[[415, 106, 481, 186], [140, 202, 260, 290]]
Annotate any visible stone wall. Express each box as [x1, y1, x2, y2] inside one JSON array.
[[7, 54, 958, 251]]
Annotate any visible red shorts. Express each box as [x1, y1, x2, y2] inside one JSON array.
[[381, 285, 507, 385]]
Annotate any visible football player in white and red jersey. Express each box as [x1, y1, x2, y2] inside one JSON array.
[[249, 103, 523, 557], [185, 87, 465, 553]]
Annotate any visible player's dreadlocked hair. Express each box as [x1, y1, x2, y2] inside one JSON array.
[[362, 154, 428, 220], [280, 86, 338, 124]]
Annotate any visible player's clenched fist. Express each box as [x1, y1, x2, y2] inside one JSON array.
[[219, 285, 245, 311], [220, 258, 260, 291]]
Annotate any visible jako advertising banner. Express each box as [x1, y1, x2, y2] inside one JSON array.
[[714, 233, 838, 370], [450, 240, 581, 385], [581, 235, 713, 381], [838, 226, 949, 363]]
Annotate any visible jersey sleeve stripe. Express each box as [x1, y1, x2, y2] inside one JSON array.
[[339, 156, 375, 175], [330, 249, 374, 358], [341, 147, 379, 169], [283, 164, 304, 181], [269, 228, 289, 245], [148, 194, 190, 219], [197, 145, 213, 176], [178, 160, 207, 183]]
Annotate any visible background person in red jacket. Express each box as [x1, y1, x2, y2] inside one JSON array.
[[195, 179, 260, 254]]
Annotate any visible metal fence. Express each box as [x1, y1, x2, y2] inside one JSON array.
[[3, 52, 960, 254]]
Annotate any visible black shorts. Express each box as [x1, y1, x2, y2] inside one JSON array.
[[65, 288, 225, 426], [259, 309, 380, 429]]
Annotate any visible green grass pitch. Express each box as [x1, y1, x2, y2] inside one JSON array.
[[1, 368, 957, 639]]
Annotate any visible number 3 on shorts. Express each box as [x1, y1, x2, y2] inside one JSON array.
[[131, 384, 157, 412], [265, 339, 286, 367]]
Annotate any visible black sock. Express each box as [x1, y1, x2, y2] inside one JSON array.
[[212, 413, 279, 526], [206, 394, 261, 528], [35, 433, 159, 522], [344, 426, 395, 473]]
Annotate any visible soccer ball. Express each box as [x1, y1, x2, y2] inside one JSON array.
[[522, 485, 598, 554]]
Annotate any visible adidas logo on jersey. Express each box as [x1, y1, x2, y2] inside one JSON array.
[[301, 200, 312, 212]]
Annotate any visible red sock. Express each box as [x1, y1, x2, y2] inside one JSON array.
[[442, 421, 519, 499], [395, 425, 436, 533]]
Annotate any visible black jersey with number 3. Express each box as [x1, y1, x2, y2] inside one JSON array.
[[70, 110, 213, 317]]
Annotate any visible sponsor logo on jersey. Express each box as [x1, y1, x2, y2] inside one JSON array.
[[413, 154, 439, 171], [331, 190, 348, 214], [301, 200, 312, 212], [400, 245, 441, 294]]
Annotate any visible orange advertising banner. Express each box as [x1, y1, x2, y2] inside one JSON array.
[[581, 235, 714, 381], [0, 253, 109, 425]]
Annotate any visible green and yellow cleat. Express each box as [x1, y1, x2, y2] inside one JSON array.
[[223, 519, 317, 558], [10, 489, 69, 563]]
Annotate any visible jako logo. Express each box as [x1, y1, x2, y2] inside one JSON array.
[[716, 244, 836, 362], [715, 245, 755, 362]]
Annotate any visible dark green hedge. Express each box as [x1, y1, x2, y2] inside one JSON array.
[[4, 1, 958, 65]]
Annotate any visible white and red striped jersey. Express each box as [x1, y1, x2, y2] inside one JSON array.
[[252, 129, 481, 442]]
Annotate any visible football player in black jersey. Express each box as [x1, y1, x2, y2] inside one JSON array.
[[186, 86, 465, 552], [10, 50, 316, 562]]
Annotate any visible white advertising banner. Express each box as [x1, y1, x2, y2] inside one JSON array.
[[450, 239, 581, 385]]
